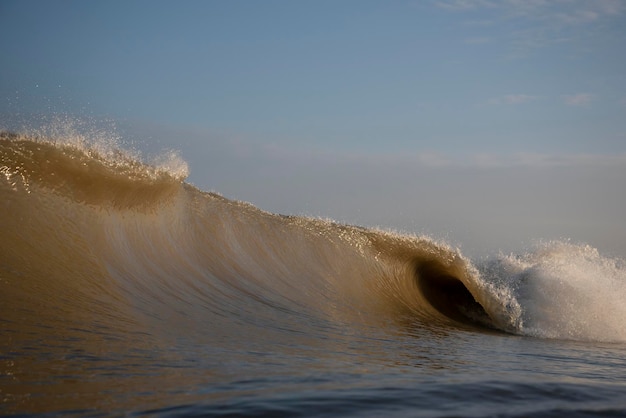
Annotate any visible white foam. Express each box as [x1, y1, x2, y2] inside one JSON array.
[[478, 241, 626, 342]]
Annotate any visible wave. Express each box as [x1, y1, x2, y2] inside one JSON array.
[[1, 131, 625, 344]]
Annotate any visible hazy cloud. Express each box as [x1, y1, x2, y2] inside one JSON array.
[[434, 0, 625, 55], [435, 0, 624, 21], [556, 9, 600, 25], [433, 0, 496, 11], [594, 0, 625, 16], [488, 94, 539, 105], [467, 152, 626, 169], [464, 36, 492, 44], [563, 93, 593, 106]]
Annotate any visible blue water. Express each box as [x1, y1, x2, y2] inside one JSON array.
[[147, 335, 626, 417]]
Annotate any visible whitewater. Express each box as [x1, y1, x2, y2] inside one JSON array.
[[2, 131, 626, 417]]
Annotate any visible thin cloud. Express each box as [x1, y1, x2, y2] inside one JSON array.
[[563, 93, 593, 107], [435, 0, 625, 24], [464, 36, 492, 44], [414, 152, 453, 168], [488, 94, 539, 105], [247, 142, 626, 170], [452, 0, 624, 22], [556, 9, 600, 25], [467, 152, 626, 169], [597, 0, 625, 15], [433, 0, 625, 55], [433, 0, 496, 11]]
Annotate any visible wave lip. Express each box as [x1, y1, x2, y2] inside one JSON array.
[[0, 131, 186, 209]]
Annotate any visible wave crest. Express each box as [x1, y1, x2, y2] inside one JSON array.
[[0, 131, 187, 209]]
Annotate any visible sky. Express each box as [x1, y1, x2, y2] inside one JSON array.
[[1, 0, 626, 256]]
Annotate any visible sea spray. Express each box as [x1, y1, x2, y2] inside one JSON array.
[[478, 241, 626, 342]]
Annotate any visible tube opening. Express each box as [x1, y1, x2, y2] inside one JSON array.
[[415, 261, 492, 327]]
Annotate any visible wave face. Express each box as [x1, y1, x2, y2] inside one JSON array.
[[2, 131, 626, 414], [2, 132, 625, 340]]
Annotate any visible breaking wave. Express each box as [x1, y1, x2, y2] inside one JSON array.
[[1, 131, 625, 345]]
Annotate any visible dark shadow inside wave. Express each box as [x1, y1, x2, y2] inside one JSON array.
[[415, 261, 493, 328]]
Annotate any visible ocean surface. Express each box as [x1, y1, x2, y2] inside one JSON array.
[[1, 131, 626, 417]]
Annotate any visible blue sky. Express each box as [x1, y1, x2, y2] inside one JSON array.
[[2, 0, 625, 154], [1, 0, 626, 255]]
